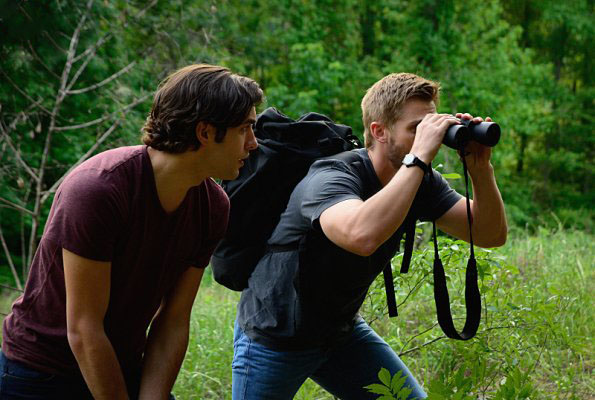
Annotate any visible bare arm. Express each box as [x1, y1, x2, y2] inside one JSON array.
[[319, 166, 425, 256], [437, 164, 507, 247], [138, 266, 204, 400], [63, 248, 129, 400], [320, 113, 459, 256]]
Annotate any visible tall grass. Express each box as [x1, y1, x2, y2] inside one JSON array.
[[175, 227, 593, 399], [0, 227, 591, 399]]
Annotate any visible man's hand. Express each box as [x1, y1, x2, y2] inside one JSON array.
[[455, 113, 494, 172], [437, 113, 508, 248], [411, 113, 461, 164]]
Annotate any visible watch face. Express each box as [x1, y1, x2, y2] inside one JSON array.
[[403, 154, 415, 165]]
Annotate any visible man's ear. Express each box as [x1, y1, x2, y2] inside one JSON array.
[[370, 121, 388, 144], [195, 122, 215, 147]]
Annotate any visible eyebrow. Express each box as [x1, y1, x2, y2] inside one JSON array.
[[244, 118, 257, 125]]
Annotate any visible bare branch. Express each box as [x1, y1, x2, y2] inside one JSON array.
[[53, 0, 94, 106], [27, 41, 61, 80], [41, 93, 151, 203], [399, 322, 440, 354], [53, 93, 150, 132], [399, 335, 446, 357], [72, 33, 110, 64], [67, 61, 136, 95], [0, 284, 23, 293], [17, 3, 33, 22], [66, 38, 103, 93], [0, 198, 34, 216], [70, 0, 158, 64], [398, 324, 528, 357], [0, 225, 23, 290], [28, 0, 95, 267], [0, 69, 53, 116], [0, 119, 40, 182], [397, 273, 430, 309], [131, 0, 159, 20], [42, 31, 68, 54]]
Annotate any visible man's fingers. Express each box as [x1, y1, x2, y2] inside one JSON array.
[[438, 115, 460, 131]]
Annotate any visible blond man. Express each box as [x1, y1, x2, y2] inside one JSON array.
[[232, 73, 507, 399]]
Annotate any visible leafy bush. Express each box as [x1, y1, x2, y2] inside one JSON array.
[[362, 226, 593, 399]]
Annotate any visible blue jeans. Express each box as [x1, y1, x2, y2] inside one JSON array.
[[0, 351, 93, 399], [0, 351, 175, 399], [232, 320, 427, 400]]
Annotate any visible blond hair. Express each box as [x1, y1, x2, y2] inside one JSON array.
[[361, 73, 440, 148]]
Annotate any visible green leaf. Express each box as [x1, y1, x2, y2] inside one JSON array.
[[364, 384, 393, 396], [397, 386, 413, 400], [442, 173, 462, 179], [391, 371, 407, 393], [378, 367, 392, 387]]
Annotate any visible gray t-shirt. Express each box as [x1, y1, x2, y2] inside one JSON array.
[[237, 148, 461, 350]]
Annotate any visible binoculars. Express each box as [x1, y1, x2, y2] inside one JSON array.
[[443, 118, 501, 150]]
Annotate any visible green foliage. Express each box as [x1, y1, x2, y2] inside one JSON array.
[[365, 369, 414, 399], [161, 228, 594, 399], [1, 0, 593, 279], [0, 1, 593, 396], [362, 225, 593, 399]]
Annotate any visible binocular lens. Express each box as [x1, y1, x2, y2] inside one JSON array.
[[443, 120, 501, 150], [472, 122, 500, 147]]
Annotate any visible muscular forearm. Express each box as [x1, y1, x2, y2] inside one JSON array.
[[469, 164, 507, 247], [138, 311, 190, 400], [68, 328, 129, 400]]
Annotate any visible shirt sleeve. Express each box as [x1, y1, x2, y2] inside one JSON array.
[[44, 168, 126, 262], [416, 169, 463, 222], [300, 160, 363, 227], [194, 180, 230, 268]]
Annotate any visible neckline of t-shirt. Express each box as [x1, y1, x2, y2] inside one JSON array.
[[354, 148, 382, 193], [142, 145, 193, 219]]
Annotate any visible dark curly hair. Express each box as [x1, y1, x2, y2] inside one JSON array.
[[142, 64, 263, 153]]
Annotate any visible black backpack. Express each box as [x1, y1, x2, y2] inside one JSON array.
[[211, 107, 362, 290], [211, 107, 481, 341]]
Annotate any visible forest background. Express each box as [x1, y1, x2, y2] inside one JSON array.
[[0, 0, 592, 399]]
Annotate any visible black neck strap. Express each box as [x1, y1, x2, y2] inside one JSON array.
[[430, 158, 481, 340]]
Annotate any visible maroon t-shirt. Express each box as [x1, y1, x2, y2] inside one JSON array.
[[2, 145, 229, 379]]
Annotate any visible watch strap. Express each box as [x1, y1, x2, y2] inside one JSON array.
[[403, 154, 429, 174]]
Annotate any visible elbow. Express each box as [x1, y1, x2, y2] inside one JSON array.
[[66, 320, 102, 356], [476, 227, 508, 248], [67, 326, 86, 356], [496, 228, 508, 247], [347, 231, 380, 257], [490, 231, 508, 247]]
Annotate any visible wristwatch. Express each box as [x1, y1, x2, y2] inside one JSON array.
[[402, 153, 429, 173]]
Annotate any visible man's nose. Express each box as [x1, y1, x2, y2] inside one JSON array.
[[245, 127, 258, 151]]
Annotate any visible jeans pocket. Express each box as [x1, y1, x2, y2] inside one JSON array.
[[0, 360, 58, 399], [2, 362, 55, 383]]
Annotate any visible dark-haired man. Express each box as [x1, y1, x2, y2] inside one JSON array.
[[232, 73, 507, 399], [1, 64, 263, 399]]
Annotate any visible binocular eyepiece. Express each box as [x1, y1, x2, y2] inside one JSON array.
[[443, 118, 501, 150]]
